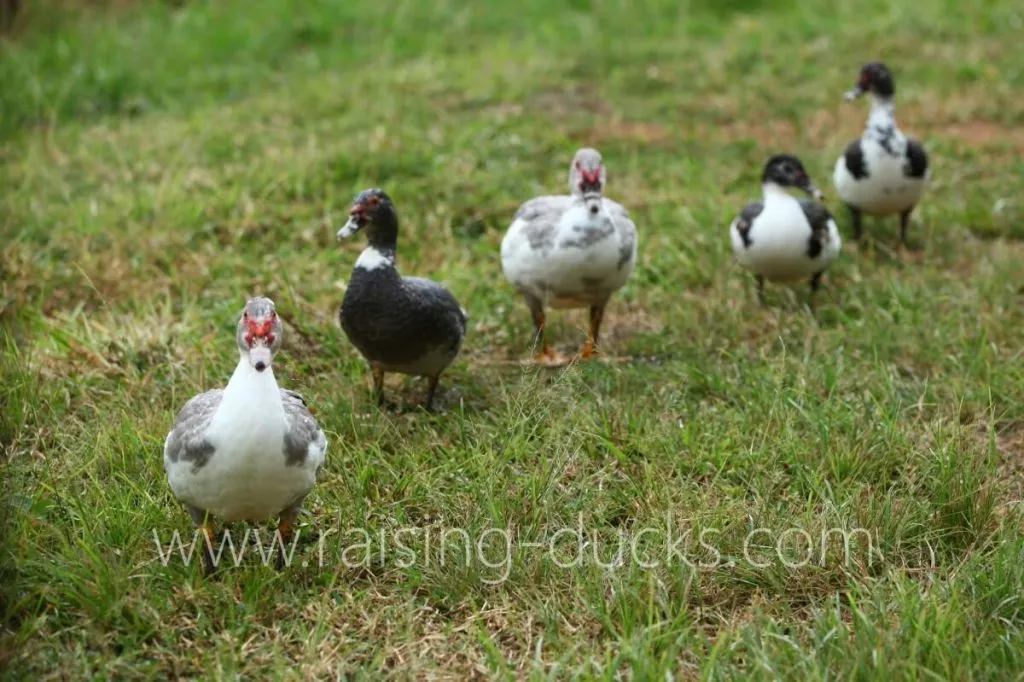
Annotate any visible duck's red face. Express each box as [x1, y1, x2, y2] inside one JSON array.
[[570, 150, 606, 214], [238, 298, 281, 372], [243, 312, 277, 347], [576, 162, 603, 194], [338, 189, 390, 239]]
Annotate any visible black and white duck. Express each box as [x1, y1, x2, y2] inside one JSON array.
[[500, 147, 637, 364], [833, 62, 930, 246], [163, 297, 327, 575], [730, 154, 842, 301], [336, 188, 467, 411]]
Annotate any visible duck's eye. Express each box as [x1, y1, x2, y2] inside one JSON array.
[[368, 196, 379, 206]]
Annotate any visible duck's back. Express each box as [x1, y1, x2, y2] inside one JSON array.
[[501, 195, 572, 264], [341, 267, 465, 376]]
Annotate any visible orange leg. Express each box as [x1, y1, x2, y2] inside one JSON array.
[[580, 304, 605, 359], [200, 518, 217, 577], [534, 311, 552, 361], [275, 516, 295, 570], [531, 308, 566, 365]]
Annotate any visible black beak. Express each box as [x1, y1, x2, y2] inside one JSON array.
[[802, 183, 825, 201], [795, 174, 823, 200]]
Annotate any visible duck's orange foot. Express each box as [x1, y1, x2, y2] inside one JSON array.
[[578, 341, 601, 360], [534, 346, 570, 367]]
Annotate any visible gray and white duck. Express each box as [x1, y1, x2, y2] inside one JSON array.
[[163, 297, 327, 575], [730, 154, 842, 301], [833, 62, 930, 246], [500, 147, 637, 364], [337, 188, 467, 411]]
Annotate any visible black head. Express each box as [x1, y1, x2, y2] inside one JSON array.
[[337, 188, 397, 244], [761, 154, 823, 199], [845, 62, 895, 101]]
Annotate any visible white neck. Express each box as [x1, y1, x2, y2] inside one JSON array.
[[865, 96, 897, 132], [209, 355, 285, 433], [762, 182, 796, 202], [355, 245, 396, 272]]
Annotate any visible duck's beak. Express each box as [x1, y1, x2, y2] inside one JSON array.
[[582, 193, 603, 215], [796, 176, 824, 201], [248, 342, 272, 373], [843, 85, 866, 102], [337, 205, 367, 239]]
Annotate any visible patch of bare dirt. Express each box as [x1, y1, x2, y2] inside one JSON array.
[[992, 423, 1024, 503], [585, 120, 672, 146], [602, 301, 664, 341], [935, 120, 1024, 149], [700, 118, 800, 148], [468, 301, 663, 368], [704, 104, 1024, 154]]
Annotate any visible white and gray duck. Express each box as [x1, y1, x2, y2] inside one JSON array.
[[163, 297, 327, 575], [730, 154, 842, 302], [833, 62, 930, 246], [337, 188, 467, 411], [500, 147, 637, 364]]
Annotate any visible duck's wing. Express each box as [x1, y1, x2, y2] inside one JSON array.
[[903, 138, 929, 179], [842, 139, 868, 180], [797, 199, 838, 259], [403, 276, 468, 336], [280, 389, 327, 471], [163, 389, 224, 471], [604, 199, 638, 270], [503, 195, 571, 254], [732, 201, 764, 249]]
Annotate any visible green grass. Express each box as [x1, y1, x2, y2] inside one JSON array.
[[3, 0, 1024, 677]]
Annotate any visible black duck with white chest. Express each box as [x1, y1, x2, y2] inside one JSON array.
[[832, 61, 930, 247], [336, 188, 467, 411]]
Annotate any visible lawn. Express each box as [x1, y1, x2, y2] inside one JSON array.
[[2, 0, 1024, 678]]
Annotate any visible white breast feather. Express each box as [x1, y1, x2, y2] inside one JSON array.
[[731, 197, 841, 282], [165, 366, 320, 521], [834, 137, 928, 216]]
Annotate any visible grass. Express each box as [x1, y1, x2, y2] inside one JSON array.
[[3, 0, 1024, 677]]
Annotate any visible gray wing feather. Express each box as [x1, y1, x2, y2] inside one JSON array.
[[513, 196, 570, 251], [163, 389, 223, 470], [798, 200, 836, 259], [797, 200, 835, 234], [404, 277, 468, 334], [514, 195, 569, 222], [605, 199, 637, 270], [734, 201, 764, 249], [280, 389, 327, 469]]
